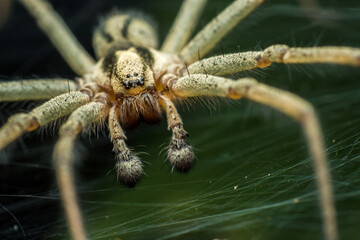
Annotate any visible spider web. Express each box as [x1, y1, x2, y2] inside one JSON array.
[[0, 0, 359, 239]]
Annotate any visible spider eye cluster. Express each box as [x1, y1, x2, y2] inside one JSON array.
[[122, 72, 145, 89]]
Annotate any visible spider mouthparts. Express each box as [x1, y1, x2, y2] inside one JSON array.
[[115, 154, 143, 187], [168, 140, 195, 172]]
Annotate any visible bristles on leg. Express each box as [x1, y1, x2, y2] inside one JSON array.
[[113, 139, 143, 187], [167, 126, 194, 172]]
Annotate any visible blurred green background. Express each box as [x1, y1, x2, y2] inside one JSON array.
[[0, 0, 359, 239]]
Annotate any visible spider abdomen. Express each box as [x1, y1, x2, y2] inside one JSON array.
[[93, 10, 159, 59]]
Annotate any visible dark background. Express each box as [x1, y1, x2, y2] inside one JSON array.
[[0, 0, 360, 239]]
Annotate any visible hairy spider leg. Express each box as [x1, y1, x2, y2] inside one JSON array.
[[108, 105, 143, 186], [0, 79, 77, 101], [187, 45, 360, 76], [53, 97, 108, 240], [180, 0, 263, 64], [0, 92, 90, 149], [169, 74, 337, 240], [159, 95, 194, 171]]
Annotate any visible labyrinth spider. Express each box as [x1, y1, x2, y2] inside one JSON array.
[[0, 0, 360, 239]]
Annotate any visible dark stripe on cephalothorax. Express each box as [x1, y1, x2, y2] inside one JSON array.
[[121, 16, 132, 39], [101, 52, 118, 77], [98, 23, 113, 43], [134, 47, 154, 68]]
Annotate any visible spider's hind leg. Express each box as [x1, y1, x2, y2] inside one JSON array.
[[159, 95, 194, 171], [109, 105, 143, 186]]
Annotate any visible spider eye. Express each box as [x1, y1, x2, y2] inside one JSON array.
[[134, 72, 138, 77], [122, 81, 130, 89], [139, 77, 145, 86], [126, 74, 131, 78]]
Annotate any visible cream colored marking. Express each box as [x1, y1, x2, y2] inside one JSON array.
[[93, 13, 158, 58]]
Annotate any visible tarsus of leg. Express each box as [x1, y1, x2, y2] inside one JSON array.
[[187, 45, 360, 76], [159, 94, 194, 171], [0, 91, 90, 150], [161, 0, 208, 54], [180, 0, 263, 64], [170, 74, 338, 240], [19, 0, 95, 76], [0, 79, 77, 102], [53, 100, 108, 240]]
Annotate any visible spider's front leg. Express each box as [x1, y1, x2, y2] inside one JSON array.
[[159, 95, 194, 171], [188, 45, 360, 76], [0, 91, 90, 150], [168, 74, 337, 240], [108, 105, 142, 186]]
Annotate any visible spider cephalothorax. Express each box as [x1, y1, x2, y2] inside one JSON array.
[[1, 0, 360, 239], [83, 12, 194, 181], [92, 48, 162, 129]]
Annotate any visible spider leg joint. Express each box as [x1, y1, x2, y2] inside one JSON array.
[[261, 44, 290, 63], [229, 78, 258, 99]]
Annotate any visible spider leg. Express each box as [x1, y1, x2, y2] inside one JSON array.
[[180, 0, 263, 64], [258, 45, 360, 66], [159, 95, 194, 171], [108, 105, 143, 186], [188, 51, 262, 76], [0, 79, 76, 101], [187, 45, 360, 76], [161, 0, 208, 54], [169, 74, 338, 240], [0, 91, 90, 150], [53, 97, 108, 240], [19, 0, 95, 75]]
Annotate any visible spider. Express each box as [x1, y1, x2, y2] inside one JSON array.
[[0, 0, 359, 239]]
